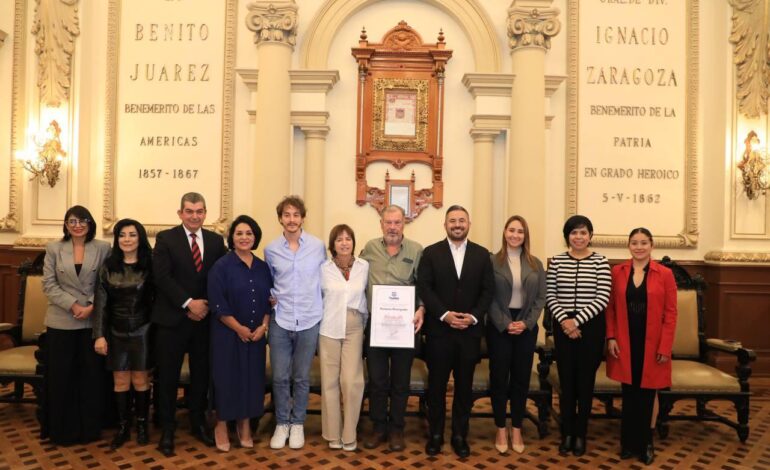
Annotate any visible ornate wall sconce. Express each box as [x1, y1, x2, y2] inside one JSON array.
[[737, 130, 769, 200], [15, 120, 67, 188]]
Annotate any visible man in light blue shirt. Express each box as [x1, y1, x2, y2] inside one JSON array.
[[264, 195, 326, 450]]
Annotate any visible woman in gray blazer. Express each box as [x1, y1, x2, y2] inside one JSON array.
[[43, 205, 111, 445], [487, 215, 546, 454]]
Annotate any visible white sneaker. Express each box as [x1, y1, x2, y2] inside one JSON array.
[[288, 424, 305, 449], [342, 440, 357, 451], [270, 424, 290, 449], [328, 439, 343, 450]]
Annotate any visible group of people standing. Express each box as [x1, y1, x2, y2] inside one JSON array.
[[40, 193, 676, 466]]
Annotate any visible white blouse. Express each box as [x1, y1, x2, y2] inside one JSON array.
[[320, 257, 369, 339]]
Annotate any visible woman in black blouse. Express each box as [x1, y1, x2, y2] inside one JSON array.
[[93, 219, 154, 449]]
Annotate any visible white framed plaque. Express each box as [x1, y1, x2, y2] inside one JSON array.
[[103, 0, 236, 235], [370, 285, 415, 348]]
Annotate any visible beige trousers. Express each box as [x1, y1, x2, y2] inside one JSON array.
[[319, 309, 365, 444]]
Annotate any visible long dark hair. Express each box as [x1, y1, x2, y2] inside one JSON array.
[[105, 218, 152, 273], [495, 215, 537, 269], [628, 227, 654, 244]]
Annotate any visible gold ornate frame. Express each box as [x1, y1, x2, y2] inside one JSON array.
[[372, 79, 429, 153], [103, 0, 235, 235], [1, 0, 27, 233], [565, 0, 699, 248]]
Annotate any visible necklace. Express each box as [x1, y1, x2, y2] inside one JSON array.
[[333, 256, 354, 280]]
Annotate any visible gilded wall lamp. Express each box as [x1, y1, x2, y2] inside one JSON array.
[[737, 130, 769, 199], [16, 120, 67, 188]]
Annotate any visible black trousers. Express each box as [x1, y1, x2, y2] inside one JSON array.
[[425, 333, 480, 439], [487, 322, 539, 428], [366, 346, 415, 433], [553, 314, 605, 438], [155, 317, 210, 430], [46, 327, 105, 445], [621, 383, 656, 453]]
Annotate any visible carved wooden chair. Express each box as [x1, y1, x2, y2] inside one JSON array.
[[655, 257, 755, 443], [0, 254, 46, 406]]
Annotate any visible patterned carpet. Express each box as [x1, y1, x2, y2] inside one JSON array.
[[1, 380, 769, 469]]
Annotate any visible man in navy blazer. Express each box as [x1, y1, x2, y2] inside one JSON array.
[[417, 205, 494, 458], [152, 192, 227, 456]]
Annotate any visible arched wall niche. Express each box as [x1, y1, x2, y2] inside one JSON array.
[[299, 0, 501, 73]]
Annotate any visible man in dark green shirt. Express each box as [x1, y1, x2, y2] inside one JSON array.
[[360, 205, 424, 451]]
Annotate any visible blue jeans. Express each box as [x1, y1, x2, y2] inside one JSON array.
[[269, 317, 320, 425]]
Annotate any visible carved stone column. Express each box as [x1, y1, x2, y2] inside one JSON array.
[[470, 129, 500, 250], [246, 1, 297, 241], [507, 0, 560, 257], [300, 124, 330, 238]]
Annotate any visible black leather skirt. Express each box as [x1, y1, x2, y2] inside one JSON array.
[[106, 322, 153, 371]]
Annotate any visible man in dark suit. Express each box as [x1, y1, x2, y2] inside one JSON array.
[[417, 205, 494, 458], [152, 192, 227, 456]]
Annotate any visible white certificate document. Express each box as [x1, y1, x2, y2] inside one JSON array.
[[370, 285, 415, 348]]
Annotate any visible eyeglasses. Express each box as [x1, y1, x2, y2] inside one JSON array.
[[66, 218, 91, 227]]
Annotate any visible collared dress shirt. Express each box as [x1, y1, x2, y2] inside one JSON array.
[[320, 258, 369, 339], [264, 231, 326, 332], [441, 238, 478, 324], [359, 237, 423, 313]]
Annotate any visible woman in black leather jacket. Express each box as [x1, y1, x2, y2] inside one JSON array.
[[93, 218, 154, 449]]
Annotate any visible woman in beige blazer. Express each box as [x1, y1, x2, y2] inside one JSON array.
[[43, 205, 111, 445]]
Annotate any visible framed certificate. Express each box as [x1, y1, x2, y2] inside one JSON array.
[[370, 285, 415, 348], [384, 89, 417, 137]]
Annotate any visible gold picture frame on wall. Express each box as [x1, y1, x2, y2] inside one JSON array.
[[373, 79, 428, 152]]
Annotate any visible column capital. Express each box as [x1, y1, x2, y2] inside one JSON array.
[[507, 2, 561, 51], [245, 1, 298, 48], [469, 128, 501, 143], [300, 126, 330, 139]]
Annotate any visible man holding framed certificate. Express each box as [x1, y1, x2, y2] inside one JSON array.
[[418, 205, 494, 458], [360, 205, 424, 452]]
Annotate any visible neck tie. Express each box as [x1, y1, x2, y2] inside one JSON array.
[[190, 233, 202, 273]]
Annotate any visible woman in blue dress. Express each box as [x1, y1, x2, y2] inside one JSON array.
[[208, 215, 272, 452]]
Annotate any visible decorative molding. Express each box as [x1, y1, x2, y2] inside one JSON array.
[[565, 0, 699, 249], [288, 70, 340, 93], [462, 73, 514, 97], [1, 0, 28, 233], [245, 1, 298, 48], [462, 73, 565, 98], [237, 69, 341, 94], [728, 0, 769, 119], [13, 237, 56, 248], [507, 3, 561, 51], [469, 128, 501, 142], [300, 0, 501, 72], [705, 251, 770, 265], [291, 111, 330, 128], [32, 0, 80, 107]]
